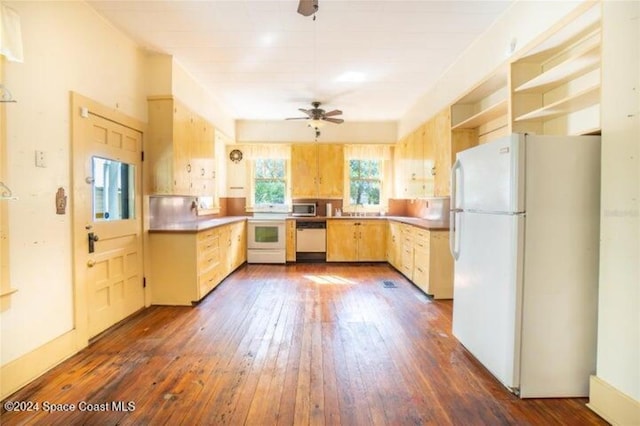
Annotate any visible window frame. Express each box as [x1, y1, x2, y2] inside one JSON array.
[[252, 157, 289, 210], [344, 157, 387, 214]]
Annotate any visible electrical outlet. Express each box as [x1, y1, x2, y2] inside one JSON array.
[[35, 150, 47, 168]]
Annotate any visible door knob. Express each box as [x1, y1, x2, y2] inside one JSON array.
[[88, 232, 99, 253], [87, 259, 96, 268]]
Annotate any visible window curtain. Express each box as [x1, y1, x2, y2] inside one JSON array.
[[244, 144, 291, 211], [343, 144, 393, 213], [0, 4, 24, 63]]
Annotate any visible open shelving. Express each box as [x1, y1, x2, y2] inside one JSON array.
[[450, 66, 509, 144], [511, 4, 601, 135]]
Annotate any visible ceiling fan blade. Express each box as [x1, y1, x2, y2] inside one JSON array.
[[285, 117, 310, 120], [323, 117, 344, 124], [298, 108, 313, 117], [323, 109, 342, 117], [297, 0, 318, 16]]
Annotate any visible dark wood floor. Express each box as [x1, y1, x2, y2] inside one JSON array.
[[2, 263, 606, 425]]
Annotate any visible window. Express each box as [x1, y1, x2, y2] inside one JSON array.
[[349, 159, 381, 205], [343, 144, 392, 214], [254, 158, 286, 205]]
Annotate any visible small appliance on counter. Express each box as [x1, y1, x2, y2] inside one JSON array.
[[421, 197, 450, 223], [291, 202, 317, 217], [326, 202, 333, 217]]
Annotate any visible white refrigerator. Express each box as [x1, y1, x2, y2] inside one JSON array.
[[450, 133, 600, 398]]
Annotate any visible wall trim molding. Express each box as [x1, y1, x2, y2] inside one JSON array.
[[588, 375, 640, 425], [0, 330, 81, 400]]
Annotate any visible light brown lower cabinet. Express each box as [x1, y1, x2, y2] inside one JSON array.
[[400, 224, 415, 280], [392, 222, 454, 299], [402, 226, 453, 299], [149, 221, 246, 306], [286, 219, 296, 262], [326, 219, 387, 262], [386, 221, 403, 270]]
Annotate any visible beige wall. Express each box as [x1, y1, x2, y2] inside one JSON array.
[[596, 0, 640, 403], [236, 119, 397, 144], [1, 1, 147, 366], [171, 58, 235, 139]]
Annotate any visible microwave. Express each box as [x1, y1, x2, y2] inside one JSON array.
[[291, 203, 317, 217]]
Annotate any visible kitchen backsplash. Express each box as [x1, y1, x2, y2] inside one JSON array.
[[390, 197, 450, 222], [224, 196, 448, 220], [149, 195, 199, 228]]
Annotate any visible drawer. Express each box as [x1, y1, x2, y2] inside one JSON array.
[[414, 236, 430, 250], [198, 235, 220, 257], [401, 263, 413, 280], [415, 228, 429, 240], [197, 228, 218, 242], [198, 247, 220, 273], [198, 267, 221, 298], [413, 263, 429, 292]]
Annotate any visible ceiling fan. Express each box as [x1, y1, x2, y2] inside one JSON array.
[[285, 101, 344, 127], [297, 0, 319, 17]]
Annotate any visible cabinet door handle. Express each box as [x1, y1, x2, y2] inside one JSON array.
[[187, 163, 192, 173]]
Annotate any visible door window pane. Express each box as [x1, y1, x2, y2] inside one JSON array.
[[92, 157, 135, 221]]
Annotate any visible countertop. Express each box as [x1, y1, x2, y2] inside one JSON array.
[[149, 216, 248, 233], [149, 215, 449, 233], [296, 215, 450, 230]]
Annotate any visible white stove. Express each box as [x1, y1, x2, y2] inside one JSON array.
[[247, 213, 287, 264]]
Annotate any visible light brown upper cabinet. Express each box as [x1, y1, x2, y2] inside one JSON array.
[[291, 144, 343, 199], [395, 107, 454, 197], [510, 3, 601, 136], [395, 126, 430, 198], [147, 96, 216, 197]]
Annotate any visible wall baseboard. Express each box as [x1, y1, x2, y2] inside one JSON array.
[[1, 330, 80, 400], [588, 375, 640, 425]]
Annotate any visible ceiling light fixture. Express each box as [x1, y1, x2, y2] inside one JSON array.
[[297, 0, 319, 20], [336, 71, 366, 83], [307, 118, 326, 129]]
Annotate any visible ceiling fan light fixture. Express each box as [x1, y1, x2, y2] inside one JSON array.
[[307, 118, 326, 128]]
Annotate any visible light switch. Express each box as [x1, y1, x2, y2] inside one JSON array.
[[35, 150, 47, 168]]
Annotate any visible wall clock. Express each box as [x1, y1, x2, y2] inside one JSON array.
[[229, 149, 243, 163]]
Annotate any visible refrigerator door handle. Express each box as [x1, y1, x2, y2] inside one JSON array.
[[450, 159, 462, 211], [450, 159, 463, 260], [450, 210, 457, 258], [450, 211, 461, 260]]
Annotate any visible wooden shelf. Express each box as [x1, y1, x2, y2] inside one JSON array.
[[514, 43, 600, 94], [514, 85, 599, 122], [0, 287, 18, 298], [452, 99, 508, 130]]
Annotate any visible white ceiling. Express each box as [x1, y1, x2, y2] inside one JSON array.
[[88, 0, 513, 122]]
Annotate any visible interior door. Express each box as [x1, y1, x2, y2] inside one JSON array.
[[72, 93, 145, 340]]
